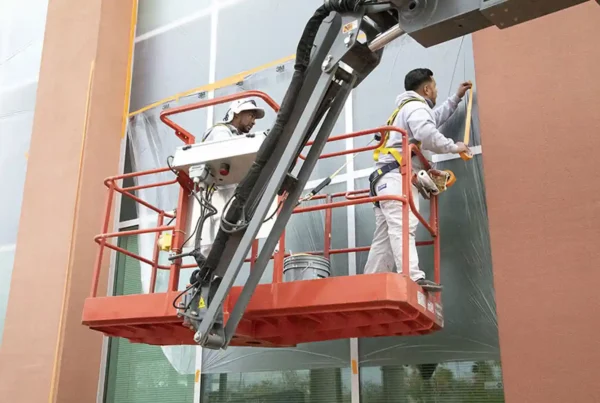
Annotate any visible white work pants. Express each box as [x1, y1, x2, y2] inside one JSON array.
[[363, 171, 425, 281]]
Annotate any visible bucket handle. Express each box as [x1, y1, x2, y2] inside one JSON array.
[[287, 263, 328, 279]]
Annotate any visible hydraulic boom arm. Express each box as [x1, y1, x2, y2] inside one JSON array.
[[178, 0, 598, 350]]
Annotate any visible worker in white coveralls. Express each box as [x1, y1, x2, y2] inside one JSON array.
[[363, 68, 472, 292], [197, 98, 266, 259]]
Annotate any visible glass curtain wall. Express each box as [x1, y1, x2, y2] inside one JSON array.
[[105, 0, 505, 402]]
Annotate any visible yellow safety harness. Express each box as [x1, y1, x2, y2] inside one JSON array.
[[373, 97, 425, 165], [369, 97, 457, 207]]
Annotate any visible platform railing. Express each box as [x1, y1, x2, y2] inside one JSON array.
[[90, 90, 440, 301]]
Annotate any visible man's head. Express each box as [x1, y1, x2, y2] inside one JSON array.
[[223, 98, 265, 133], [404, 68, 438, 106]]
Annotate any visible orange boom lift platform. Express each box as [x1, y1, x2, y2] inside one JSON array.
[[82, 90, 444, 348]]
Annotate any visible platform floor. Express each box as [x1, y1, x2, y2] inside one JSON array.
[[82, 273, 443, 347]]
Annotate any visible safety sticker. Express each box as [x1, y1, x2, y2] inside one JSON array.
[[427, 301, 434, 313], [198, 297, 206, 309], [417, 291, 426, 308], [343, 20, 358, 33]]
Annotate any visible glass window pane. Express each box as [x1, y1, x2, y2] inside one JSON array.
[[214, 0, 323, 80], [136, 0, 212, 36], [201, 368, 352, 402], [360, 361, 505, 402], [130, 16, 211, 112], [104, 233, 196, 402]]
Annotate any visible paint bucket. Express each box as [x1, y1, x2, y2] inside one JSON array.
[[283, 254, 331, 282]]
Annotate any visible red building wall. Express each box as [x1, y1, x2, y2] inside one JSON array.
[[473, 3, 600, 402]]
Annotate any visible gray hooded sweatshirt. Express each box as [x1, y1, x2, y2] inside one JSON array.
[[377, 90, 461, 169]]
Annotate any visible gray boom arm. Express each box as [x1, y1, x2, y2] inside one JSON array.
[[180, 0, 597, 350]]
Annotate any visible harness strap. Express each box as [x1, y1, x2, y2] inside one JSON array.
[[370, 97, 427, 208], [201, 123, 238, 142], [368, 161, 400, 208], [373, 97, 426, 165]]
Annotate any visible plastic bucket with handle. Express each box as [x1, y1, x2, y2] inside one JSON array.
[[283, 254, 331, 282]]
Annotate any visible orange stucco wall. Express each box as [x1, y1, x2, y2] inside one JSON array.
[[0, 0, 135, 401], [473, 2, 600, 402]]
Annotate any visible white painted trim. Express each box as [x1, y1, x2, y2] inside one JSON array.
[[194, 5, 219, 401], [194, 348, 203, 402], [0, 244, 16, 253], [344, 93, 357, 277], [134, 0, 244, 43], [344, 92, 361, 403], [350, 338, 361, 403], [205, 7, 219, 129], [0, 77, 39, 93], [117, 218, 140, 229]]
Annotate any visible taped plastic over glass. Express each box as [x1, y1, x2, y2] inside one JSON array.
[[135, 0, 212, 37], [126, 10, 498, 376], [0, 0, 49, 344], [128, 96, 206, 374], [353, 35, 498, 367], [127, 64, 350, 374], [355, 154, 499, 367]]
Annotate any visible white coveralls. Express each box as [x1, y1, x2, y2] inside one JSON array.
[[197, 124, 240, 258], [363, 90, 462, 280]]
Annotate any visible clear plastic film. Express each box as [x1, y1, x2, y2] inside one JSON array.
[[355, 156, 499, 367], [202, 182, 351, 374], [128, 61, 353, 374], [128, 98, 208, 374], [353, 35, 498, 367], [0, 0, 49, 344], [127, 14, 498, 378]]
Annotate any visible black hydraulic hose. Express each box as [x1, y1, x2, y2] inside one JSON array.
[[203, 1, 364, 273], [193, 188, 217, 250]]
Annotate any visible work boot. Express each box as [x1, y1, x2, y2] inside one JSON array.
[[416, 278, 442, 292]]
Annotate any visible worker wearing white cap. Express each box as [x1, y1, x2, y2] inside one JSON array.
[[201, 98, 265, 143], [196, 97, 266, 261]]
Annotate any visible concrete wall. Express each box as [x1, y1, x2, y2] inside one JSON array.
[[473, 2, 600, 402]]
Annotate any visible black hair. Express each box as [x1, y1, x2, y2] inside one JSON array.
[[404, 68, 434, 92]]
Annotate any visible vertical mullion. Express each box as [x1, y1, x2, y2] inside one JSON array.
[[194, 4, 219, 403], [345, 91, 361, 403]]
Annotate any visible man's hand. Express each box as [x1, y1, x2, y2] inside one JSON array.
[[456, 81, 473, 98], [455, 142, 471, 154]]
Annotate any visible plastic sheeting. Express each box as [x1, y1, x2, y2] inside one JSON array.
[[351, 34, 498, 368], [126, 0, 498, 377], [355, 155, 499, 367], [127, 62, 352, 374], [0, 0, 49, 344], [128, 98, 207, 374]]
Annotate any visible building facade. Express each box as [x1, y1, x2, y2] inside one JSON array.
[[0, 1, 599, 402]]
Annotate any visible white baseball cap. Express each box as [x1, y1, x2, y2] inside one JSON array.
[[223, 98, 265, 123]]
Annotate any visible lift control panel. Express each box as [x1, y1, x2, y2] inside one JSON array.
[[171, 133, 267, 186]]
